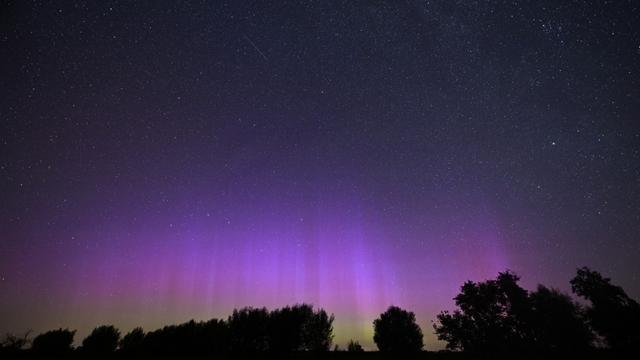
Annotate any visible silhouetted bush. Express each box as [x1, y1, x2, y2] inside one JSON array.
[[81, 325, 120, 355], [269, 304, 334, 352], [373, 306, 423, 352], [571, 267, 640, 351], [31, 328, 75, 356], [347, 339, 364, 352], [0, 332, 30, 356]]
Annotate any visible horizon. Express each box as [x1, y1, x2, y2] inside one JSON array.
[[1, 268, 619, 350]]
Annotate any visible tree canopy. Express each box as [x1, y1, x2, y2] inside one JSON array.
[[571, 266, 640, 350], [373, 306, 424, 352], [434, 270, 595, 355], [228, 307, 270, 352], [81, 325, 120, 354], [119, 327, 145, 355], [269, 304, 334, 352], [529, 285, 593, 353]]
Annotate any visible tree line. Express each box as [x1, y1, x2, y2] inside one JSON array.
[[1, 267, 638, 357], [433, 267, 639, 356]]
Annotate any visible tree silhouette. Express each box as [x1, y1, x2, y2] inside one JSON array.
[[228, 307, 270, 352], [571, 267, 640, 351], [269, 304, 334, 352], [119, 327, 144, 355], [6, 284, 635, 357], [196, 319, 229, 355], [529, 285, 593, 354], [434, 271, 532, 354], [303, 305, 334, 351], [31, 328, 75, 356], [81, 325, 120, 355], [347, 339, 364, 352], [143, 319, 228, 356], [373, 306, 424, 352]]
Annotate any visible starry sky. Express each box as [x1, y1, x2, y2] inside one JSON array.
[[1, 0, 639, 350]]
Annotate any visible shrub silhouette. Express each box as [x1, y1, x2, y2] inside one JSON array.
[[1, 332, 30, 356], [434, 271, 531, 354], [119, 327, 144, 355], [571, 267, 640, 351], [347, 339, 364, 352], [373, 306, 423, 352], [31, 328, 75, 356], [82, 325, 120, 355], [529, 285, 593, 353], [268, 304, 334, 352]]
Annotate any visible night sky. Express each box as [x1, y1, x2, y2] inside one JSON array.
[[1, 0, 639, 350]]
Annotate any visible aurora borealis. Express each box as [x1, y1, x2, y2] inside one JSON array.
[[1, 0, 639, 350]]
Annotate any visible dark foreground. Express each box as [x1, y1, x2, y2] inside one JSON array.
[[2, 351, 638, 360]]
